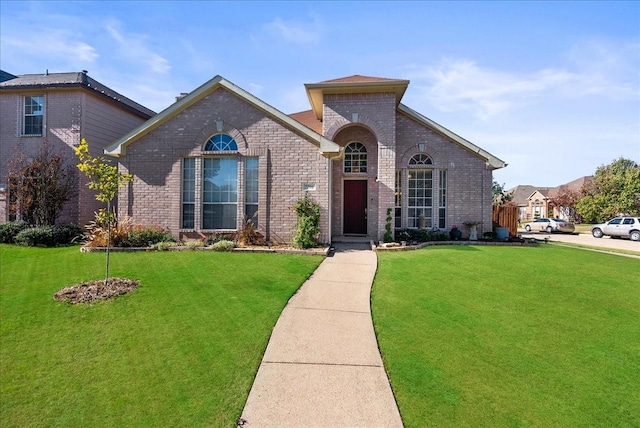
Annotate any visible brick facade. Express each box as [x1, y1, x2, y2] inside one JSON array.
[[107, 74, 505, 244], [0, 72, 153, 226]]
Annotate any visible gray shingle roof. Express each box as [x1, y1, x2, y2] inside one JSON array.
[[0, 71, 155, 118]]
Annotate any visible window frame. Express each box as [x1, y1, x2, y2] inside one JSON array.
[[22, 95, 44, 136], [202, 157, 239, 230], [344, 142, 368, 174]]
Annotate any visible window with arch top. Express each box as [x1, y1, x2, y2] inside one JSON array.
[[344, 142, 367, 173], [204, 134, 238, 151], [408, 153, 433, 167]]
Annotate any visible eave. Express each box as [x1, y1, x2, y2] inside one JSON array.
[[305, 79, 409, 120], [398, 104, 507, 170], [105, 75, 340, 157]]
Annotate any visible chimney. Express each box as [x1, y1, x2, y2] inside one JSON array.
[[175, 92, 189, 103]]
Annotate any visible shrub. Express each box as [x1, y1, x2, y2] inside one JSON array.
[[292, 194, 321, 249], [212, 240, 235, 252], [152, 241, 176, 251], [14, 224, 84, 247], [185, 240, 204, 250], [121, 226, 174, 247], [83, 216, 174, 248], [0, 220, 29, 243]]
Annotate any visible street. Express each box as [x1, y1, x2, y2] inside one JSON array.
[[518, 229, 640, 253]]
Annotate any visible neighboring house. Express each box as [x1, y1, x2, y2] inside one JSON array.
[[105, 74, 506, 244], [0, 70, 155, 225], [510, 176, 591, 222]]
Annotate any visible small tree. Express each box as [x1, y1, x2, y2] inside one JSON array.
[[292, 193, 321, 249], [7, 141, 77, 226], [75, 138, 132, 284], [549, 185, 582, 222], [492, 181, 514, 206]]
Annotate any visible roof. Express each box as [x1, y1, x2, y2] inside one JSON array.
[[320, 75, 402, 84], [0, 71, 155, 119], [0, 70, 17, 83], [305, 75, 409, 120], [289, 109, 322, 134], [510, 176, 593, 205], [105, 75, 340, 157], [398, 104, 507, 170]]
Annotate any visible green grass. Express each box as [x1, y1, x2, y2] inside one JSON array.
[[373, 245, 639, 427], [0, 245, 322, 427]]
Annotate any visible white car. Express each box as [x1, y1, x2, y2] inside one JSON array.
[[524, 218, 575, 233], [591, 217, 640, 241]]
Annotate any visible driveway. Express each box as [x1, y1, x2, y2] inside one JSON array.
[[518, 229, 640, 253]]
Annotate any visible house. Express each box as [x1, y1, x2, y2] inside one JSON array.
[[0, 70, 155, 225], [509, 176, 591, 222], [105, 74, 505, 244]]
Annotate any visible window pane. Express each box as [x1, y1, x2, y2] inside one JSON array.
[[202, 158, 238, 229], [23, 96, 44, 135], [182, 158, 196, 228], [344, 142, 367, 173], [245, 157, 259, 225], [408, 169, 434, 228]]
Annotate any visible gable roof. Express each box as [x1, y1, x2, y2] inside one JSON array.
[[105, 75, 340, 157], [398, 104, 507, 170], [320, 75, 401, 84], [0, 71, 155, 118], [305, 75, 409, 120]]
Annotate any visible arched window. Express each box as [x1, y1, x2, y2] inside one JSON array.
[[344, 142, 367, 173], [408, 153, 433, 167], [204, 134, 238, 151]]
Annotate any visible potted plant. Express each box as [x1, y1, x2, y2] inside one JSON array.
[[449, 225, 462, 240]]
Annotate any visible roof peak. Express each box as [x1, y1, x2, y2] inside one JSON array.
[[318, 74, 404, 84]]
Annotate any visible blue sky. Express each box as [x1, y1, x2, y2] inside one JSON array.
[[1, 1, 638, 189]]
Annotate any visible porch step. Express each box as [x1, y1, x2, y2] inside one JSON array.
[[331, 235, 374, 243]]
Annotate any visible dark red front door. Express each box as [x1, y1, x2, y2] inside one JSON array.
[[344, 180, 367, 234]]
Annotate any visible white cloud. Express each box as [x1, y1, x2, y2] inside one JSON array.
[[404, 39, 639, 121], [104, 19, 170, 74], [1, 28, 98, 67], [405, 59, 577, 119], [263, 16, 323, 45]]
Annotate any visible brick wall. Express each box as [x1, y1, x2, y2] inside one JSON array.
[[396, 112, 494, 237], [0, 88, 149, 225], [118, 88, 331, 244], [323, 93, 397, 240]]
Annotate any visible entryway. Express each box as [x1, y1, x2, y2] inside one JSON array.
[[343, 180, 367, 234]]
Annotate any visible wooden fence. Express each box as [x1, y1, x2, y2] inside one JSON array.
[[492, 205, 518, 237]]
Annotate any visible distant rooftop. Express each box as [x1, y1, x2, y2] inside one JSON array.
[[0, 71, 155, 118]]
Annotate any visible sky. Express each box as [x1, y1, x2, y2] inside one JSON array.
[[1, 0, 638, 189]]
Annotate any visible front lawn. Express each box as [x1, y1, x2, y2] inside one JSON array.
[[0, 245, 321, 427], [373, 245, 639, 427]]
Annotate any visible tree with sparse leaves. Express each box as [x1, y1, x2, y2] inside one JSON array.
[[549, 185, 582, 222], [492, 181, 514, 206], [75, 138, 132, 284], [7, 141, 77, 226], [576, 157, 640, 223]]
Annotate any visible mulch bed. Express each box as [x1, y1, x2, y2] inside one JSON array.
[[53, 278, 139, 304]]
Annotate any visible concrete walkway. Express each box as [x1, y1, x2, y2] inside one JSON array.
[[240, 243, 403, 427]]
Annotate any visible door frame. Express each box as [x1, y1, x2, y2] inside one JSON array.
[[342, 179, 368, 235]]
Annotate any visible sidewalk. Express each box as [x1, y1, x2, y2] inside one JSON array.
[[239, 243, 403, 427]]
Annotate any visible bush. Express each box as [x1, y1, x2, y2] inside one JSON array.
[[152, 241, 176, 251], [14, 224, 84, 247], [0, 221, 29, 243], [292, 194, 321, 249], [212, 240, 235, 252], [120, 226, 174, 248]]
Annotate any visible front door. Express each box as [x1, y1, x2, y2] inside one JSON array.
[[343, 180, 367, 234]]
